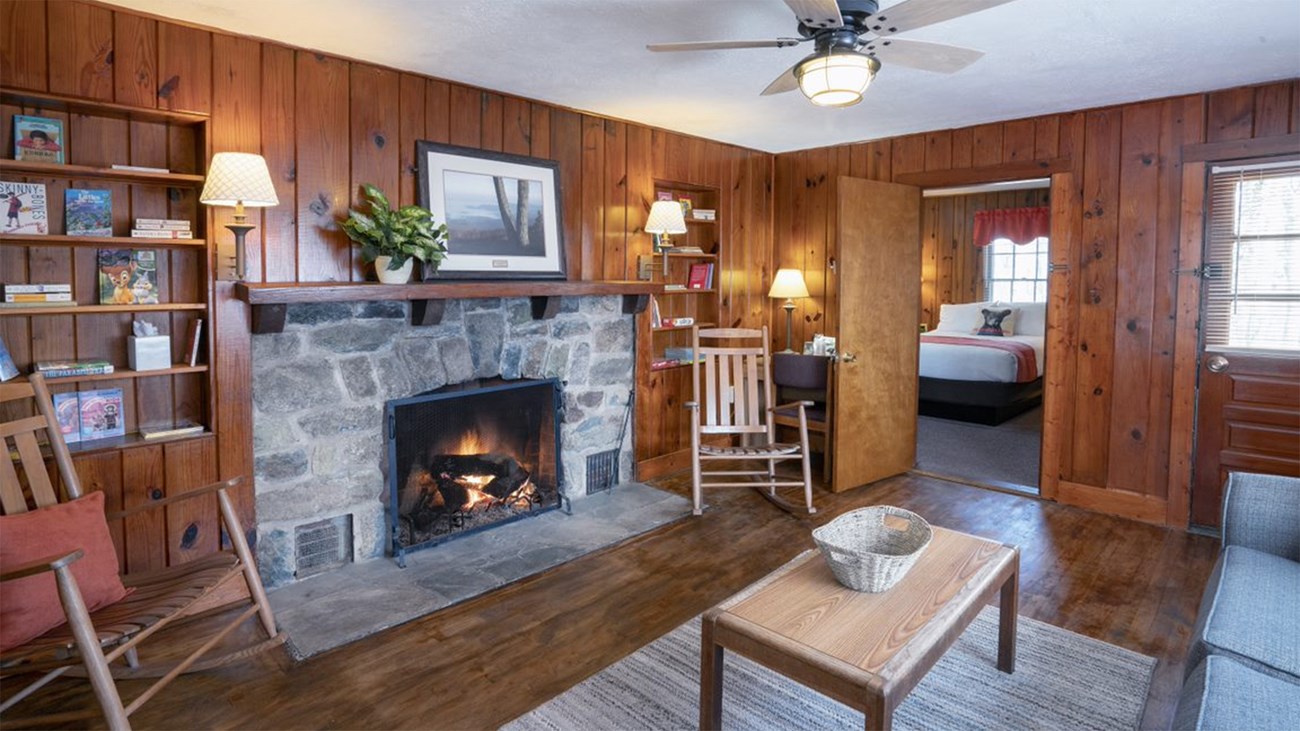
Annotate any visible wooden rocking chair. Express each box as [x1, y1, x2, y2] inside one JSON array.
[[686, 326, 816, 516], [0, 374, 284, 731]]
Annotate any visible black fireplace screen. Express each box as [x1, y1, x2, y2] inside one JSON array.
[[386, 378, 561, 564]]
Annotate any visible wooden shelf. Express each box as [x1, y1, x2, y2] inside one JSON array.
[[0, 303, 206, 316], [2, 87, 210, 126], [658, 251, 717, 259], [0, 159, 205, 186], [235, 280, 665, 333], [1, 233, 205, 247], [685, 219, 717, 226], [37, 364, 207, 385], [660, 288, 717, 296], [66, 429, 212, 456], [650, 360, 703, 372]]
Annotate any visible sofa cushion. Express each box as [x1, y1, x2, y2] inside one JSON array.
[[1186, 545, 1300, 682], [1173, 655, 1300, 731]]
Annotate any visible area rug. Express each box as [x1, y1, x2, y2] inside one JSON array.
[[916, 406, 1042, 490], [505, 606, 1155, 731]]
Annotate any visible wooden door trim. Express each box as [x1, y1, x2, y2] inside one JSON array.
[[1165, 161, 1207, 528], [1181, 133, 1300, 164], [894, 158, 1071, 188], [1038, 171, 1082, 501]]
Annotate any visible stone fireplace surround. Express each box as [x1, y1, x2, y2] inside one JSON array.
[[250, 295, 636, 588]]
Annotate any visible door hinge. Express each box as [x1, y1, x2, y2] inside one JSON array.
[[1172, 265, 1218, 279], [1047, 263, 1070, 273]]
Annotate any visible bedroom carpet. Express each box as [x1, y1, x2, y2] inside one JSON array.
[[915, 406, 1042, 490], [505, 606, 1155, 731]]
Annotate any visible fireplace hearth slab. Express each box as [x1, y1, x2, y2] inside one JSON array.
[[269, 482, 690, 660]]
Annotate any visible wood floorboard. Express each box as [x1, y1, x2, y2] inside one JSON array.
[[3, 472, 1218, 730]]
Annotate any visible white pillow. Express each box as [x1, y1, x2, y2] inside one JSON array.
[[934, 301, 994, 334], [1001, 301, 1046, 336]]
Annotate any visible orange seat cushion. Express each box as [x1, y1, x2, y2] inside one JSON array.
[[1, 492, 129, 651]]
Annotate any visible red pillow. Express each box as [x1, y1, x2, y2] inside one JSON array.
[[1, 491, 130, 651]]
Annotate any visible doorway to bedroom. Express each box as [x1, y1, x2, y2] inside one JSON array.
[[913, 179, 1050, 495]]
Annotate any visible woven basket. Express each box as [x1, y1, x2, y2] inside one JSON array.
[[812, 506, 933, 593]]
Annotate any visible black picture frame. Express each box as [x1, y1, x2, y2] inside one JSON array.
[[416, 140, 567, 280]]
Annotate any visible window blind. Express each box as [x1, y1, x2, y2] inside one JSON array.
[[1203, 161, 1300, 352]]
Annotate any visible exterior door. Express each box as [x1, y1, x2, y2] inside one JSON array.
[[831, 177, 922, 492], [1189, 160, 1300, 527]]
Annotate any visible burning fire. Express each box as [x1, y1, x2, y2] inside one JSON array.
[[452, 428, 487, 456]]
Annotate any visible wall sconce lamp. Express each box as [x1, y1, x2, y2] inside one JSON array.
[[200, 152, 279, 281], [768, 268, 810, 353]]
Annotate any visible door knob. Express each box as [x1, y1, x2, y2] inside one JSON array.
[[1206, 355, 1229, 373], [840, 352, 857, 363]]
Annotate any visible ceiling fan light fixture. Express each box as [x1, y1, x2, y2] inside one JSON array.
[[795, 49, 880, 107]]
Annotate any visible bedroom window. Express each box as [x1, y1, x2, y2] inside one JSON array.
[[983, 236, 1048, 303], [1204, 160, 1300, 352]]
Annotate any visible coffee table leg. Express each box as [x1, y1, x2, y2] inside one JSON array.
[[998, 556, 1019, 674], [866, 694, 892, 731], [700, 617, 724, 730]]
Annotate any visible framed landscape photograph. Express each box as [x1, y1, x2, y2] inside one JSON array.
[[416, 141, 566, 279]]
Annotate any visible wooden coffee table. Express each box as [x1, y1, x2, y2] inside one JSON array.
[[699, 526, 1019, 730]]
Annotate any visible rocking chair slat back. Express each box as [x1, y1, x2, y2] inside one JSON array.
[[0, 375, 82, 516], [692, 330, 772, 436]]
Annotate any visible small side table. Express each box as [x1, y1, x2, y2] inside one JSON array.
[[700, 527, 1019, 730]]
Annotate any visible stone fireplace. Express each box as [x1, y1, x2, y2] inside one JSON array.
[[250, 295, 635, 588]]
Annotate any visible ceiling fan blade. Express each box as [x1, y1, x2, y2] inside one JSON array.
[[869, 0, 1015, 36], [865, 38, 985, 73], [760, 63, 801, 96], [647, 38, 803, 52], [783, 0, 844, 29]]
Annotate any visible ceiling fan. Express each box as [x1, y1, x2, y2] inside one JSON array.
[[648, 0, 1015, 107]]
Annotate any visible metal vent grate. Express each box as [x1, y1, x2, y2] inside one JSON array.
[[294, 514, 353, 579], [586, 449, 620, 495]]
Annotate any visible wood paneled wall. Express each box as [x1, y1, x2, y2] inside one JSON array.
[[773, 80, 1300, 525], [918, 188, 1049, 330], [1, 0, 773, 534]]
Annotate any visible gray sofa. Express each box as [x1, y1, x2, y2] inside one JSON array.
[[1173, 472, 1300, 730]]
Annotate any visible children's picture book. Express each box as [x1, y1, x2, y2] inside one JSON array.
[[98, 249, 159, 305], [65, 189, 112, 236], [0, 181, 48, 234], [0, 336, 18, 382], [13, 115, 64, 164], [52, 391, 82, 444], [78, 388, 125, 441]]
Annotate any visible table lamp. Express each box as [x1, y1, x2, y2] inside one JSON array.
[[200, 152, 279, 281], [645, 200, 688, 252], [768, 268, 810, 353]]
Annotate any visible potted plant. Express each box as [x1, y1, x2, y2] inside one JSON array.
[[341, 184, 448, 284]]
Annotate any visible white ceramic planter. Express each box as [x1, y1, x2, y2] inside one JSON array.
[[374, 256, 413, 284]]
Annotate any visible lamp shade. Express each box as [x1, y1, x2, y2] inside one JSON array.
[[768, 268, 810, 299], [644, 200, 688, 235], [200, 152, 279, 208], [796, 50, 880, 108]]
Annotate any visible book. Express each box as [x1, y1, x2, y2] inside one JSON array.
[[706, 263, 715, 289], [0, 301, 76, 309], [663, 283, 687, 291], [650, 359, 681, 371], [0, 181, 48, 235], [65, 189, 113, 236], [2, 283, 71, 294], [656, 191, 674, 202], [78, 388, 125, 441], [184, 319, 203, 367], [5, 292, 72, 303], [133, 219, 191, 230], [98, 249, 159, 305], [13, 115, 64, 164], [692, 209, 716, 221], [111, 164, 169, 174], [687, 263, 710, 290], [130, 228, 192, 239], [140, 423, 204, 440], [649, 296, 662, 330], [36, 359, 114, 378], [678, 197, 693, 219], [672, 246, 705, 254], [52, 391, 81, 444], [0, 336, 17, 382], [662, 317, 695, 328]]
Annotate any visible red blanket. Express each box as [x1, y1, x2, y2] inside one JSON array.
[[921, 335, 1039, 383]]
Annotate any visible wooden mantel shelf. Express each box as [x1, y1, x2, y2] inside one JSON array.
[[234, 280, 664, 334]]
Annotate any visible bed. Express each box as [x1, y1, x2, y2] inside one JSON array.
[[918, 301, 1046, 425]]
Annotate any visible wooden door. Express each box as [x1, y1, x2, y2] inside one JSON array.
[[1191, 352, 1300, 526], [831, 177, 922, 492]]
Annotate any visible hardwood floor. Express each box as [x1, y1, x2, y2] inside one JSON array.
[[6, 473, 1218, 730]]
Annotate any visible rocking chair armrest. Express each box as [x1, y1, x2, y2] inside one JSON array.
[[0, 549, 83, 583], [105, 476, 244, 521], [769, 400, 815, 413], [684, 401, 700, 410]]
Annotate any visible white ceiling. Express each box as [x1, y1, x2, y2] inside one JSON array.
[[103, 0, 1300, 153]]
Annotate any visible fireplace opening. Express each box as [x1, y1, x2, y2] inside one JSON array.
[[386, 378, 562, 564]]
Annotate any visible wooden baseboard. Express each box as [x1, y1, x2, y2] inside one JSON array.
[[636, 449, 694, 481], [1056, 480, 1168, 525]]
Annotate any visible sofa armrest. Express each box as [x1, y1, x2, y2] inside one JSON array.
[[1222, 472, 1300, 561]]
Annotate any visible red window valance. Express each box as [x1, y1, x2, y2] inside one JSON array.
[[973, 206, 1050, 247]]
